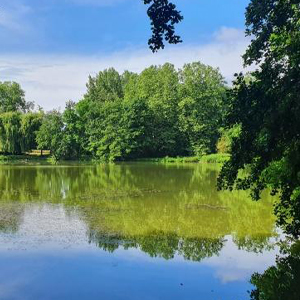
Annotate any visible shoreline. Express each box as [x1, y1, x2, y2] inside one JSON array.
[[0, 153, 230, 164]]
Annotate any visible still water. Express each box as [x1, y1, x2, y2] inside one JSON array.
[[0, 162, 280, 300]]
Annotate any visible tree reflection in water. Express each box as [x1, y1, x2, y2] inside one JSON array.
[[0, 163, 277, 256], [88, 231, 225, 261], [250, 239, 300, 300]]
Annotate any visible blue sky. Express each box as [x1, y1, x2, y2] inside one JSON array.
[[0, 0, 251, 109]]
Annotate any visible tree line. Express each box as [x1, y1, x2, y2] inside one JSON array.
[[0, 62, 233, 161]]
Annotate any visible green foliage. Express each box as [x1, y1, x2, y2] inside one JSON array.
[[20, 113, 43, 153], [0, 154, 48, 165], [0, 82, 23, 113], [71, 62, 227, 161], [218, 0, 300, 236], [135, 156, 200, 163], [36, 110, 64, 160], [86, 98, 150, 161], [61, 101, 85, 159], [200, 153, 230, 164], [124, 63, 183, 156], [0, 111, 43, 155], [161, 156, 200, 163], [3, 62, 228, 162], [178, 62, 227, 155], [85, 68, 124, 103], [0, 112, 22, 154], [135, 155, 230, 164], [0, 155, 9, 162], [217, 125, 241, 154], [0, 81, 33, 113], [250, 241, 300, 300], [0, 81, 41, 155], [35, 101, 88, 160]]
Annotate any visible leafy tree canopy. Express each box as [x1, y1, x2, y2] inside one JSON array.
[[36, 110, 64, 159], [178, 62, 227, 155], [217, 0, 300, 236], [85, 68, 124, 103], [0, 82, 33, 113], [80, 63, 226, 161]]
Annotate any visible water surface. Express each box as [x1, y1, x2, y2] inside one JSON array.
[[0, 163, 279, 300]]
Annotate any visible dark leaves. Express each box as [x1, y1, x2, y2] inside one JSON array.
[[144, 0, 183, 52]]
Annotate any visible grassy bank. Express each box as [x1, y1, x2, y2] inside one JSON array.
[[0, 153, 230, 164], [0, 154, 49, 163], [199, 153, 230, 163], [134, 153, 230, 164]]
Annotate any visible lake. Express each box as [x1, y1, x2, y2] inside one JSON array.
[[0, 162, 280, 300]]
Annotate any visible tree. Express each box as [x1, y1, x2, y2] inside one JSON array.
[[36, 105, 86, 160], [0, 111, 42, 155], [217, 0, 300, 236], [178, 62, 227, 155], [85, 68, 124, 103], [65, 61, 230, 161], [85, 98, 150, 161], [124, 63, 183, 157], [61, 101, 85, 159], [0, 81, 33, 113], [121, 71, 138, 91], [36, 110, 64, 160], [20, 112, 43, 153], [0, 112, 22, 154], [85, 100, 124, 161], [0, 82, 39, 154]]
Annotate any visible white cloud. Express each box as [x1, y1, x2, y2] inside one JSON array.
[[203, 236, 279, 283], [0, 27, 251, 110], [215, 26, 246, 43]]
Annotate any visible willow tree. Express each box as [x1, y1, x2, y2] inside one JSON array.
[[0, 112, 22, 154], [20, 112, 43, 153]]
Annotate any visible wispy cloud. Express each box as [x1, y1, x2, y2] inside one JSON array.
[[0, 27, 251, 110]]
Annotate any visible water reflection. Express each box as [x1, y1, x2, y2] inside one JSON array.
[[250, 240, 300, 300], [0, 163, 283, 300], [89, 231, 225, 261], [0, 163, 277, 256]]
